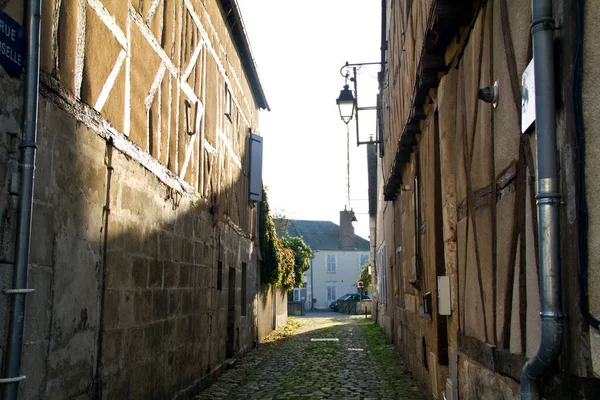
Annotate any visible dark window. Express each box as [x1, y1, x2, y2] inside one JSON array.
[[225, 84, 232, 121], [217, 261, 223, 290], [414, 149, 423, 283], [422, 336, 429, 370], [241, 262, 247, 316]]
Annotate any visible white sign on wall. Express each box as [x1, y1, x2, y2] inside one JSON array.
[[521, 58, 536, 133]]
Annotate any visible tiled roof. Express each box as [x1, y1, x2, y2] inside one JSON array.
[[276, 219, 370, 251]]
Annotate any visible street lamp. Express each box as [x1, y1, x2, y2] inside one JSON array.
[[336, 61, 383, 146], [336, 84, 355, 124]]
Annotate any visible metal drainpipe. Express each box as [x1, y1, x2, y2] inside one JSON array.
[[520, 0, 563, 399], [378, 0, 386, 158], [1, 0, 42, 398], [310, 256, 314, 310]]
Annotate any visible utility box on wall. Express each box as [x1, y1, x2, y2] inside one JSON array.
[[437, 276, 451, 315]]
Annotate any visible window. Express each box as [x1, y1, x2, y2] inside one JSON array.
[[217, 261, 223, 290], [377, 246, 387, 304], [224, 84, 232, 121], [327, 284, 337, 305], [248, 133, 263, 202], [326, 254, 337, 272], [241, 262, 247, 316], [359, 254, 369, 270]]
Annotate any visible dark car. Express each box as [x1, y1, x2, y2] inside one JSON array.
[[329, 293, 371, 311], [329, 294, 353, 311]]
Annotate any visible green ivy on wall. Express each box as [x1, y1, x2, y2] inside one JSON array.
[[281, 236, 312, 287], [258, 187, 296, 290]]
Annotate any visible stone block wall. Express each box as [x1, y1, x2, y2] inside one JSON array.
[[0, 68, 266, 398], [0, 0, 278, 398]]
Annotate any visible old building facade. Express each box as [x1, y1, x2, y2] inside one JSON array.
[[0, 0, 285, 398], [372, 0, 600, 399], [280, 210, 370, 311]]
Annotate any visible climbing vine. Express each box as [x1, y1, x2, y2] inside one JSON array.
[[259, 187, 296, 290], [281, 236, 312, 287], [277, 240, 296, 290]]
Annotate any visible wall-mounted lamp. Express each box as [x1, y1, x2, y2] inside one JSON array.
[[350, 210, 358, 230], [336, 84, 355, 124], [336, 61, 384, 147], [478, 81, 499, 108]]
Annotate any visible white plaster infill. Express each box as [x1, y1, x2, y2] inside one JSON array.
[[217, 128, 242, 169], [94, 49, 126, 112], [40, 73, 201, 201], [129, 4, 202, 107], [144, 0, 162, 25], [183, 0, 251, 128]]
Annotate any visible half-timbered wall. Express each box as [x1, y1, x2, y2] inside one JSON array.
[[375, 1, 596, 399], [583, 1, 600, 379], [0, 1, 276, 399], [3, 0, 258, 229]]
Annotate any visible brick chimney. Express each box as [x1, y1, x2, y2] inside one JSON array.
[[339, 208, 356, 248]]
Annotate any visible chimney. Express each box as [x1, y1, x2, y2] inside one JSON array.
[[339, 208, 356, 248]]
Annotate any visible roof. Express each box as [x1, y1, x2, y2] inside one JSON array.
[[277, 220, 370, 252], [218, 0, 270, 111]]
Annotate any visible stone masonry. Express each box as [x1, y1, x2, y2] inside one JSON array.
[[0, 0, 279, 398]]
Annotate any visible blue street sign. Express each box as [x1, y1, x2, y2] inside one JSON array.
[[0, 10, 24, 77]]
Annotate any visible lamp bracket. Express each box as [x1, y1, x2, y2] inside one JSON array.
[[337, 61, 388, 147], [339, 61, 386, 78], [357, 140, 380, 146]]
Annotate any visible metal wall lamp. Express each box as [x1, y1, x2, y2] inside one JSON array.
[[336, 61, 384, 146]]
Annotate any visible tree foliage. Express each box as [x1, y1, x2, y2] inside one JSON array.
[[357, 262, 372, 292], [272, 210, 291, 234], [258, 188, 296, 290], [277, 239, 296, 289], [281, 236, 312, 287], [259, 188, 280, 285]]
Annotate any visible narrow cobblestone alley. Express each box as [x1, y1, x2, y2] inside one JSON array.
[[196, 312, 424, 399]]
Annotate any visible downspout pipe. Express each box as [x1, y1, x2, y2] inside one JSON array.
[[378, 0, 387, 157], [520, 1, 563, 399], [1, 0, 42, 398]]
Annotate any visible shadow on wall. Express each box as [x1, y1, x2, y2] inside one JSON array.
[[0, 69, 281, 399]]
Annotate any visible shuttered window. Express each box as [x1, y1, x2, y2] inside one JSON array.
[[248, 133, 263, 202]]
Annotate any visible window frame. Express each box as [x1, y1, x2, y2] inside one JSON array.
[[326, 284, 337, 305], [326, 253, 337, 272]]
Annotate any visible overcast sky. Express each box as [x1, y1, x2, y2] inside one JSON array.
[[237, 1, 381, 239]]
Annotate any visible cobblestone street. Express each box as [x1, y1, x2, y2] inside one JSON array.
[[196, 311, 424, 399]]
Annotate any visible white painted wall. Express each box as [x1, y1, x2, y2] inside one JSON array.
[[308, 250, 369, 309]]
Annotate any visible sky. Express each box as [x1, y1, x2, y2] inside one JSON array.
[[237, 1, 381, 239]]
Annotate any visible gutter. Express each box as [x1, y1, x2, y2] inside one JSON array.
[[1, 0, 42, 398], [520, 1, 564, 398]]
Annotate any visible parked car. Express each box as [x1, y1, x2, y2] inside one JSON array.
[[329, 294, 352, 311], [329, 293, 371, 311]]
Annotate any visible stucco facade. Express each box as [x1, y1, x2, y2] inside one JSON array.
[[0, 1, 285, 399], [309, 250, 369, 310], [278, 212, 370, 311], [371, 1, 599, 399]]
